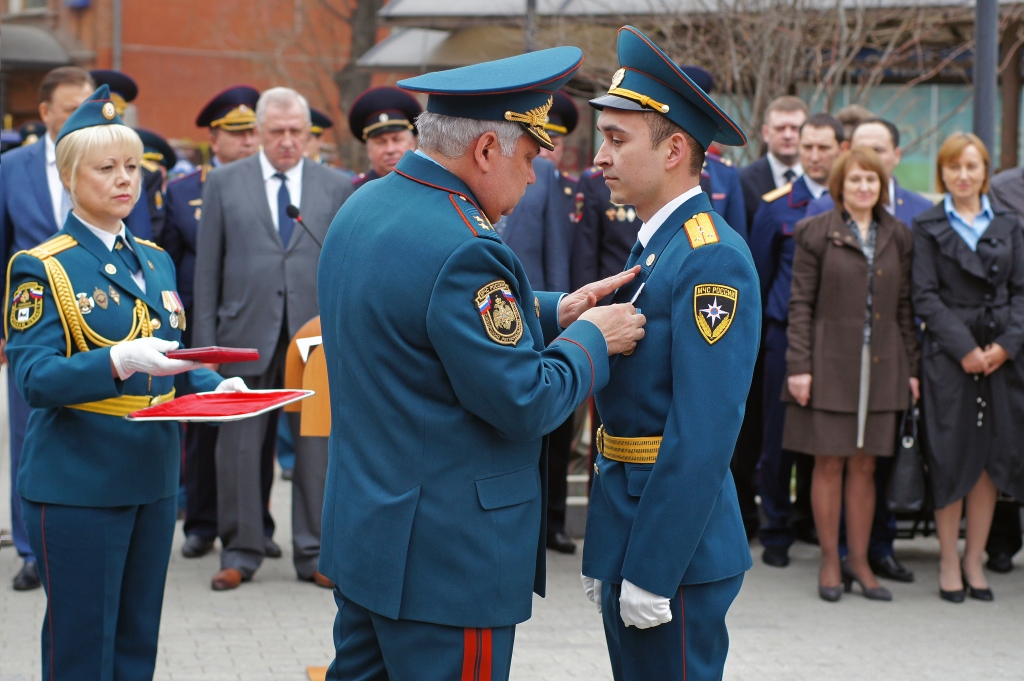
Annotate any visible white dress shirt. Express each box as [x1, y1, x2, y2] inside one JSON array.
[[637, 184, 705, 247], [885, 178, 897, 215], [804, 175, 828, 200], [766, 152, 803, 189], [45, 134, 73, 228], [75, 214, 147, 294], [258, 151, 303, 231]]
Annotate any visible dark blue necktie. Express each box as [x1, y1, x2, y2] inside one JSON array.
[[624, 239, 645, 270], [114, 236, 141, 274], [615, 240, 647, 303], [274, 172, 294, 247]]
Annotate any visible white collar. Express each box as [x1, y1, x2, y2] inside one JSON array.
[[259, 150, 303, 182], [804, 174, 828, 200], [74, 213, 128, 252], [767, 152, 803, 183], [637, 184, 704, 247], [45, 133, 57, 164], [415, 148, 444, 168]]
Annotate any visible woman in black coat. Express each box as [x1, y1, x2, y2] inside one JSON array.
[[912, 133, 1024, 604]]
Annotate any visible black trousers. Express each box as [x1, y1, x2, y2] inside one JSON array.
[[987, 500, 1023, 558], [546, 416, 575, 535]]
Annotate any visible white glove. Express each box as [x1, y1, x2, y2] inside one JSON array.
[[581, 574, 602, 614], [619, 579, 672, 629], [109, 338, 201, 380], [214, 377, 250, 393]]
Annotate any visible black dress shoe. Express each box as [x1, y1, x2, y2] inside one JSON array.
[[869, 555, 914, 582], [546, 531, 577, 554], [264, 537, 283, 558], [12, 560, 41, 591], [762, 545, 790, 567], [962, 564, 994, 602], [939, 587, 966, 603], [181, 535, 215, 558], [986, 552, 1014, 574]]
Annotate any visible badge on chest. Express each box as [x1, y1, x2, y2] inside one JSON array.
[[162, 290, 186, 330]]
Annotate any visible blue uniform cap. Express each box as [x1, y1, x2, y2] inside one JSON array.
[[544, 91, 579, 138], [89, 70, 138, 116], [195, 85, 260, 130], [310, 108, 334, 136], [590, 27, 745, 149], [681, 66, 715, 94], [55, 85, 127, 147], [398, 46, 584, 151], [135, 128, 178, 171], [19, 121, 46, 145]]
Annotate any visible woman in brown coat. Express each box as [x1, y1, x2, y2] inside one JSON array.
[[784, 148, 920, 602]]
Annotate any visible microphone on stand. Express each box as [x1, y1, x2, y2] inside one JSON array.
[[286, 204, 323, 249]]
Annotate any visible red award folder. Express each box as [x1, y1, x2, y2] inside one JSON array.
[[125, 390, 313, 422], [165, 347, 260, 364]]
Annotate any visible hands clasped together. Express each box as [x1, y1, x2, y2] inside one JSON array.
[[961, 343, 1010, 376], [558, 266, 647, 356]]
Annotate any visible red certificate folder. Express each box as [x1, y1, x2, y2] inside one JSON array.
[[165, 347, 260, 364], [125, 390, 313, 422]]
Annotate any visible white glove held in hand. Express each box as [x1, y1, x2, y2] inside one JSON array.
[[214, 377, 250, 393], [110, 338, 201, 380], [619, 579, 672, 629], [581, 574, 602, 614]]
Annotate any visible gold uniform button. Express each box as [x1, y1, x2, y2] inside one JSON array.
[[646, 254, 656, 266], [151, 318, 162, 330], [105, 264, 117, 275], [593, 462, 599, 476]]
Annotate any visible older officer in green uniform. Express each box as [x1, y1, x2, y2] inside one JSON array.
[[5, 85, 244, 680], [318, 48, 647, 681], [580, 27, 760, 681]]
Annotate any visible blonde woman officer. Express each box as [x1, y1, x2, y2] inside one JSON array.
[[4, 85, 245, 679]]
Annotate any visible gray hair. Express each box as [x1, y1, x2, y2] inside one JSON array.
[[415, 111, 523, 159], [256, 87, 311, 127]]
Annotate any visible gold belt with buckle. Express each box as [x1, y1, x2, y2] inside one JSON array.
[[68, 389, 176, 417], [596, 425, 662, 464]]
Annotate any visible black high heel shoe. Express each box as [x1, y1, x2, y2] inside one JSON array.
[[962, 564, 994, 602], [841, 560, 892, 601], [938, 565, 965, 603]]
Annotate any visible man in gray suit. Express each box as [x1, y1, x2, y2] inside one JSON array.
[[194, 87, 353, 590]]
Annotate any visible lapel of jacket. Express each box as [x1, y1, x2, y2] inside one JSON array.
[[918, 206, 988, 280], [873, 212, 897, 260], [242, 154, 281, 248], [64, 217, 161, 312], [28, 140, 60, 233]]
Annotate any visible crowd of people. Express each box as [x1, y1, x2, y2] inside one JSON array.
[[0, 32, 1022, 679]]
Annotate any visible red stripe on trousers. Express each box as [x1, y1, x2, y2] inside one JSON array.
[[462, 627, 493, 681], [680, 587, 687, 681]]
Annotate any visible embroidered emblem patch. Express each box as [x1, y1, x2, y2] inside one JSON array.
[[684, 213, 720, 249], [9, 282, 44, 331], [475, 280, 523, 346], [694, 284, 738, 345]]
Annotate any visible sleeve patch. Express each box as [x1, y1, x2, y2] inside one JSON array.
[[684, 213, 719, 249], [694, 284, 737, 345], [474, 280, 523, 346], [10, 282, 45, 331]]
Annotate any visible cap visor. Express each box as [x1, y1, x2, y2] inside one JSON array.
[[589, 94, 646, 112]]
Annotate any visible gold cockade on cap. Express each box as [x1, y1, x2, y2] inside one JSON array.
[[505, 96, 555, 147]]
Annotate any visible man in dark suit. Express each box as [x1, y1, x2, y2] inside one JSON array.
[[738, 96, 808, 228], [193, 87, 354, 590], [160, 85, 261, 560], [731, 95, 809, 540], [0, 66, 96, 591]]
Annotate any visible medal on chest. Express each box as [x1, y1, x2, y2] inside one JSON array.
[[161, 290, 186, 330]]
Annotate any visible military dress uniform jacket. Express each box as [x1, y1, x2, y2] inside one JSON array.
[[582, 193, 759, 598], [160, 165, 208, 310], [749, 176, 818, 324], [705, 152, 748, 241], [5, 215, 221, 507], [317, 151, 610, 629]]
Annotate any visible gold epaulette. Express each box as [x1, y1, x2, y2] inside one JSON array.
[[762, 182, 793, 203], [27, 235, 78, 260], [134, 237, 164, 251], [683, 212, 720, 250], [140, 158, 162, 174]]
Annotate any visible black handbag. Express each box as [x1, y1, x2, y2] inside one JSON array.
[[887, 402, 927, 513]]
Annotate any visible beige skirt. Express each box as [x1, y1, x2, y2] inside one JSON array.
[[783, 406, 899, 458]]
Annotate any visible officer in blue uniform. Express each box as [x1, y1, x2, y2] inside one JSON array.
[[318, 47, 646, 680], [580, 27, 760, 681], [88, 69, 155, 240], [306, 107, 334, 164], [159, 85, 269, 559], [135, 128, 177, 241], [18, 121, 47, 146], [5, 85, 239, 680], [749, 113, 843, 568], [348, 86, 422, 189], [541, 90, 581, 222]]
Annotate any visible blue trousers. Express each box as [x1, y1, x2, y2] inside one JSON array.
[[8, 370, 34, 560], [327, 589, 515, 681], [22, 495, 176, 681], [601, 574, 744, 681]]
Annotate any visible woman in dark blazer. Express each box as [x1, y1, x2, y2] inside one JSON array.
[[784, 148, 919, 602], [912, 133, 1024, 603]]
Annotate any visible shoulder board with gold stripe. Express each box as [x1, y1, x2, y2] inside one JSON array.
[[683, 213, 720, 250], [762, 182, 793, 203], [134, 238, 165, 252], [27, 235, 79, 260], [449, 193, 499, 240]]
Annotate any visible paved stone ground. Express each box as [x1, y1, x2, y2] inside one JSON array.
[[1, 373, 1022, 680]]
